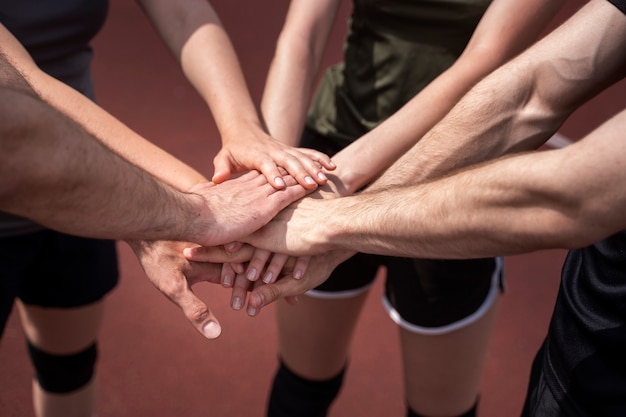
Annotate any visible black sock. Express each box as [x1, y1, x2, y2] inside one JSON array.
[[267, 360, 346, 417]]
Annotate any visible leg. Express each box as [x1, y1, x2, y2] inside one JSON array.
[[9, 231, 118, 417], [267, 253, 385, 417], [18, 300, 104, 417], [385, 257, 504, 417], [400, 300, 500, 416], [277, 292, 369, 379]]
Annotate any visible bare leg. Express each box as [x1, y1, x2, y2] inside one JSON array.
[[400, 297, 501, 417], [276, 290, 370, 380], [17, 300, 104, 417]]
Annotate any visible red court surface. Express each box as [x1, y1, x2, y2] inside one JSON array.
[[1, 1, 625, 416]]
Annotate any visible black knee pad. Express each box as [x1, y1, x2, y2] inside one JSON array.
[[267, 360, 345, 417], [27, 341, 97, 393]]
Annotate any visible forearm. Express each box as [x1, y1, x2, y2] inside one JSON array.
[[370, 0, 626, 190], [330, 0, 565, 194], [0, 88, 206, 242], [0, 23, 206, 191], [261, 0, 340, 145], [320, 115, 626, 259], [330, 58, 501, 194], [139, 0, 263, 139], [261, 34, 319, 145]]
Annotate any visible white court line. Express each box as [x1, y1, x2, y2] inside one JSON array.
[[546, 132, 573, 149]]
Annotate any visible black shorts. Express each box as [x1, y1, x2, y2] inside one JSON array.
[[301, 127, 504, 333], [0, 229, 119, 336]]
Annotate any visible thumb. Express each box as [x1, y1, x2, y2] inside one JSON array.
[[212, 153, 233, 184], [174, 287, 222, 339]]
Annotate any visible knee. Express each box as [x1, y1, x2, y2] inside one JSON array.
[[27, 340, 98, 393]]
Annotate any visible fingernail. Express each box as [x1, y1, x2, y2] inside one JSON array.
[[293, 269, 303, 280], [225, 242, 238, 251], [317, 172, 327, 181], [274, 177, 285, 187], [232, 297, 243, 310], [222, 274, 233, 287], [203, 321, 221, 339], [263, 272, 273, 283], [247, 305, 258, 316], [247, 268, 257, 281], [233, 263, 245, 274], [305, 176, 316, 185], [329, 161, 336, 168]]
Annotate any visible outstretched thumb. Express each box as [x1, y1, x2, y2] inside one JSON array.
[[175, 288, 222, 339]]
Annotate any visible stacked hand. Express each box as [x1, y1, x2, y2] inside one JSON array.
[[129, 170, 317, 339], [131, 149, 349, 340], [183, 174, 355, 320]]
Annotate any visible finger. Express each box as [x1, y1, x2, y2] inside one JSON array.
[[256, 158, 287, 189], [291, 256, 311, 280], [246, 248, 272, 281], [285, 295, 300, 305], [184, 244, 255, 263], [289, 150, 332, 185], [247, 277, 306, 316], [224, 241, 245, 252], [171, 285, 222, 339], [275, 153, 320, 189], [262, 253, 290, 283], [268, 175, 309, 205], [211, 152, 234, 184], [221, 263, 237, 287], [230, 273, 251, 311], [298, 148, 337, 171]]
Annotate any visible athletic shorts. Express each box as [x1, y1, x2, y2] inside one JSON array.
[[301, 127, 505, 334], [0, 229, 119, 337]]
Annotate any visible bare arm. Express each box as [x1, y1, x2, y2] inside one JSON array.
[[284, 0, 565, 194], [261, 0, 566, 193], [0, 23, 207, 191], [321, 108, 626, 257], [252, 0, 626, 257], [260, 0, 341, 146], [369, 0, 626, 190], [0, 22, 310, 338], [137, 0, 334, 188], [0, 86, 208, 241], [239, 106, 626, 309]]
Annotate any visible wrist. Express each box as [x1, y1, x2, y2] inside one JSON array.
[[218, 116, 265, 144], [179, 191, 214, 246], [318, 197, 356, 253]]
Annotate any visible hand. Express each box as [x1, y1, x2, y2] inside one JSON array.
[[212, 129, 336, 189], [245, 249, 356, 316], [128, 240, 254, 339], [184, 243, 307, 311], [188, 170, 312, 247]]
